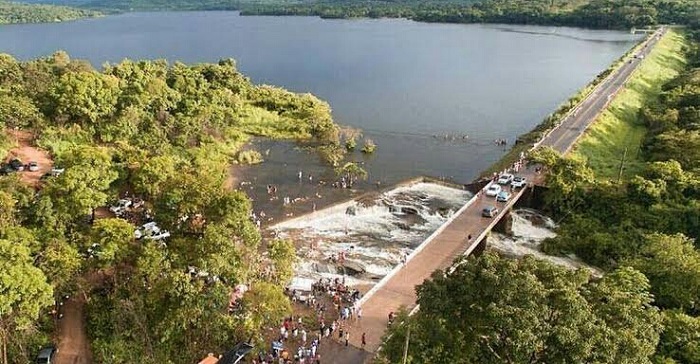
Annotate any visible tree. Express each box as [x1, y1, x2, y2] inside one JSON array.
[[130, 154, 179, 199], [43, 145, 118, 224], [380, 253, 661, 364], [335, 161, 368, 186], [647, 130, 700, 170], [529, 146, 594, 214], [266, 239, 296, 285], [240, 281, 292, 344], [627, 234, 700, 313], [90, 218, 135, 269], [48, 71, 120, 125], [37, 237, 81, 292], [584, 267, 661, 363], [656, 310, 700, 364], [0, 239, 53, 364]]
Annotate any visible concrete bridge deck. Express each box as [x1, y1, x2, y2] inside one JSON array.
[[338, 27, 667, 358]]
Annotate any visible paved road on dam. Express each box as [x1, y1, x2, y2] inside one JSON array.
[[337, 27, 666, 361], [543, 28, 666, 153]]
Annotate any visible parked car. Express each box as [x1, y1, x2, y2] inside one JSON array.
[[219, 342, 255, 364], [144, 230, 171, 241], [135, 222, 170, 241], [35, 346, 57, 364], [497, 173, 514, 185], [109, 199, 133, 215], [50, 168, 65, 177], [9, 158, 24, 171], [511, 176, 527, 188], [0, 164, 15, 175], [86, 243, 102, 259], [28, 161, 39, 172], [496, 191, 511, 202], [482, 206, 498, 218], [485, 184, 502, 197]]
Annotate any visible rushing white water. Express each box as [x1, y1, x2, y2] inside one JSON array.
[[272, 182, 471, 286], [489, 208, 602, 275]]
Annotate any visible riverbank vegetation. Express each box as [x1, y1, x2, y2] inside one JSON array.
[[0, 1, 99, 24], [0, 51, 336, 363], [380, 27, 700, 364], [573, 29, 687, 180]]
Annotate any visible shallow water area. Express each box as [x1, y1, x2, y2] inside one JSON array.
[[271, 182, 471, 287], [489, 208, 601, 275]]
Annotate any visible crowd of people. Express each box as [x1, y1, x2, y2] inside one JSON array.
[[251, 277, 368, 363]]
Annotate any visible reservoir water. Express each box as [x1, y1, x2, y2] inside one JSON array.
[[0, 11, 641, 186]]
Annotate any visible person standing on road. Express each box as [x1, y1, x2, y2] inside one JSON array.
[[361, 332, 366, 349], [345, 331, 350, 347]]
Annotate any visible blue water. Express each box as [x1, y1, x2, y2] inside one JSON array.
[[0, 12, 641, 183]]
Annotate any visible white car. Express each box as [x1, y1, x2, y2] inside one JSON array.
[[144, 230, 171, 241], [135, 221, 170, 241], [511, 176, 527, 188], [485, 184, 502, 197], [109, 199, 132, 215], [497, 173, 514, 185], [28, 161, 39, 172]]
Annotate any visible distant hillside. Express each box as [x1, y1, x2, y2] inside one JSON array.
[[83, 0, 300, 11], [7, 0, 91, 5], [0, 1, 100, 23], [8, 0, 700, 29], [240, 0, 700, 29]]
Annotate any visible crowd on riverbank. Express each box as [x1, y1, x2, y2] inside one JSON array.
[[248, 277, 369, 363]]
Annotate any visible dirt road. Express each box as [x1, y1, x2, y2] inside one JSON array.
[[55, 297, 92, 364]]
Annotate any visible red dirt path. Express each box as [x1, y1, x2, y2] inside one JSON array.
[[5, 129, 53, 188], [55, 295, 93, 364]]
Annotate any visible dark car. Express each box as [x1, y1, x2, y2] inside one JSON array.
[[219, 342, 254, 364], [0, 164, 15, 175], [481, 206, 498, 218], [35, 346, 57, 364], [9, 158, 24, 171]]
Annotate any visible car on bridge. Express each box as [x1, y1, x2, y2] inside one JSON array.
[[482, 206, 498, 218], [496, 191, 511, 202], [511, 176, 527, 189], [485, 184, 502, 197], [497, 173, 514, 184]]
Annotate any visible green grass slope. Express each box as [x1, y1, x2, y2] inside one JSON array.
[[571, 29, 687, 181]]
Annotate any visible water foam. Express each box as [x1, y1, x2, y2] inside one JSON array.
[[273, 182, 471, 287], [489, 209, 602, 276]]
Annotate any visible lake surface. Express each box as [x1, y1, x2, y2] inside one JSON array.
[[0, 12, 640, 185]]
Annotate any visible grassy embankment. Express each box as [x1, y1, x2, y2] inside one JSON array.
[[570, 29, 687, 180]]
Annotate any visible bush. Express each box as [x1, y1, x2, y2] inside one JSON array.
[[235, 149, 263, 165], [361, 138, 376, 154]]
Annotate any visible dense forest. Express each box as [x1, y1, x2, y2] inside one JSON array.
[[7, 0, 699, 28], [0, 1, 99, 24], [379, 29, 700, 364], [0, 52, 342, 363], [241, 0, 700, 29]]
